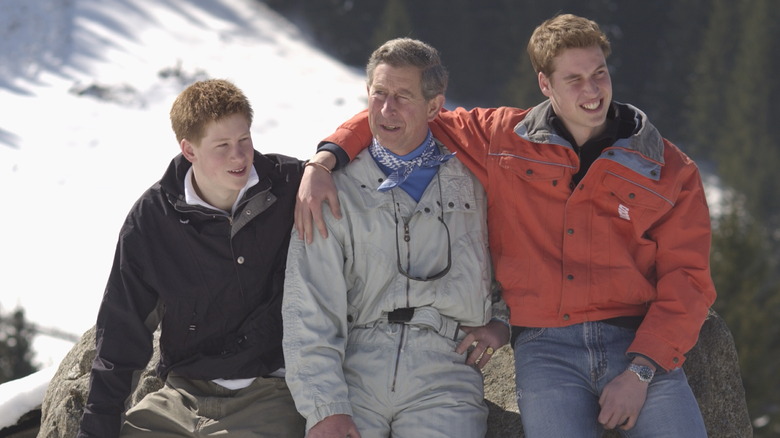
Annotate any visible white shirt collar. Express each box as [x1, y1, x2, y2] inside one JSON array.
[[183, 165, 260, 214]]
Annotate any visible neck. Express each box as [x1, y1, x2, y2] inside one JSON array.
[[191, 176, 236, 212], [377, 131, 432, 157]]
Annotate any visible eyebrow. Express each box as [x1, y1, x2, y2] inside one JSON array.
[[561, 62, 608, 81], [371, 82, 417, 97]]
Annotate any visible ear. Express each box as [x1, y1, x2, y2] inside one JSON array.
[[538, 72, 553, 98], [426, 94, 445, 121], [180, 139, 197, 163]]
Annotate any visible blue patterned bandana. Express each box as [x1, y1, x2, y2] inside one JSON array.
[[369, 132, 456, 191]]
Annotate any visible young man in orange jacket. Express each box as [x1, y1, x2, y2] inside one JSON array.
[[297, 13, 715, 438]]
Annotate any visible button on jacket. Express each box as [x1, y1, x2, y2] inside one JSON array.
[[322, 101, 717, 372]]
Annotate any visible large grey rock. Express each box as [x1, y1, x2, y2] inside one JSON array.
[[481, 309, 753, 437], [38, 327, 162, 438], [39, 310, 750, 437]]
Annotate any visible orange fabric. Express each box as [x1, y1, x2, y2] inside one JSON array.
[[323, 106, 716, 371]]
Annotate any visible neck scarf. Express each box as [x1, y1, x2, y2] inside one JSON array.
[[369, 132, 455, 191]]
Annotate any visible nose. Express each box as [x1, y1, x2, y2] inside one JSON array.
[[382, 96, 398, 115], [586, 78, 600, 95], [229, 142, 247, 160]]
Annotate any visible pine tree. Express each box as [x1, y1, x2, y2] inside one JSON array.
[[710, 197, 780, 437], [718, 0, 775, 219], [0, 308, 38, 383], [684, 0, 738, 161], [370, 0, 413, 50]]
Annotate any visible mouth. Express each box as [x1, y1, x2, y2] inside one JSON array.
[[380, 123, 401, 132], [581, 99, 602, 111], [228, 166, 247, 175]]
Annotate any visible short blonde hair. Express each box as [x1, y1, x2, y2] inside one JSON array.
[[170, 79, 253, 144], [527, 14, 611, 77]]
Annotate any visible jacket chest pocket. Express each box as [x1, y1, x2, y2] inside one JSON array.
[[496, 153, 568, 183], [439, 174, 479, 214], [600, 172, 672, 229]]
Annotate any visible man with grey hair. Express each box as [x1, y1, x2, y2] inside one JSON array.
[[282, 38, 509, 437]]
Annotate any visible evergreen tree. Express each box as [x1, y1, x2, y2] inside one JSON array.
[[370, 0, 412, 50], [643, 0, 711, 143], [710, 197, 780, 437], [0, 308, 38, 383], [719, 0, 780, 228], [684, 0, 739, 161], [502, 50, 541, 108]]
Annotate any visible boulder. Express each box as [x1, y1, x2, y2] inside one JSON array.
[[38, 328, 162, 438], [39, 310, 751, 437]]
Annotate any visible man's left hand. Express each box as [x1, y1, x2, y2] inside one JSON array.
[[597, 364, 651, 430], [456, 320, 510, 369]]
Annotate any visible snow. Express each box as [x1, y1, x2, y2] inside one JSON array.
[[0, 0, 366, 430], [0, 367, 56, 430]]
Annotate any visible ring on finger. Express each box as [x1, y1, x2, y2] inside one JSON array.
[[485, 346, 494, 355]]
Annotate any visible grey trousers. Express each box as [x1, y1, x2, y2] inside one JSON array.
[[121, 373, 305, 437], [344, 323, 488, 437]]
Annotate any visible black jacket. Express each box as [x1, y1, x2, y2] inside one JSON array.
[[78, 151, 303, 438]]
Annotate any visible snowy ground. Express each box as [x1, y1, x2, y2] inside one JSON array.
[[0, 0, 366, 429]]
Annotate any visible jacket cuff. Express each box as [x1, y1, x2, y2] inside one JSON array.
[[316, 142, 350, 171], [628, 330, 687, 372], [308, 401, 354, 432]]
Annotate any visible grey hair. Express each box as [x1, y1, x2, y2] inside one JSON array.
[[366, 38, 448, 100]]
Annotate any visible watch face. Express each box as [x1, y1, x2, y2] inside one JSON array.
[[630, 364, 654, 382]]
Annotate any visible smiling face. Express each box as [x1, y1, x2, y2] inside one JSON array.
[[180, 113, 254, 211], [538, 45, 612, 146], [367, 63, 444, 155]]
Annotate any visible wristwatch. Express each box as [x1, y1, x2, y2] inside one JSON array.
[[628, 363, 655, 383]]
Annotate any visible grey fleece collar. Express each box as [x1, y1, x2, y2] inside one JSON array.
[[514, 100, 665, 165]]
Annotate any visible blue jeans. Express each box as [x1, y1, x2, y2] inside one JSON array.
[[512, 322, 707, 438]]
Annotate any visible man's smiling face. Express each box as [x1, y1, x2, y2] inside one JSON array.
[[367, 63, 443, 155], [181, 112, 254, 210], [538, 45, 613, 146]]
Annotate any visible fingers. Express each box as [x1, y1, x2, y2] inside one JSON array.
[[456, 325, 500, 368], [309, 203, 325, 244], [294, 199, 312, 241], [294, 166, 317, 242], [460, 339, 496, 369], [472, 343, 495, 369], [597, 370, 648, 430], [455, 331, 477, 354], [619, 416, 637, 430], [599, 413, 635, 430], [326, 186, 343, 221]]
